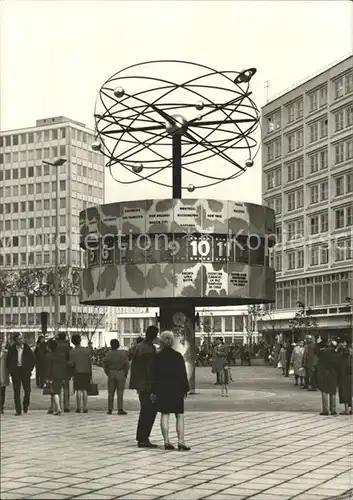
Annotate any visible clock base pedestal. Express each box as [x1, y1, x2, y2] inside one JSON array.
[[159, 300, 196, 393]]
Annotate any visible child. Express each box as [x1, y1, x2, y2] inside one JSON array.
[[220, 363, 230, 397]]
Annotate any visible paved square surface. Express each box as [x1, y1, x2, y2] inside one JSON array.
[[1, 411, 352, 500]]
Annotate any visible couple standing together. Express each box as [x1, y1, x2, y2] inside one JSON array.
[[129, 326, 191, 451]]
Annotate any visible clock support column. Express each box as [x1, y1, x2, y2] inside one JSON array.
[[158, 299, 197, 394]]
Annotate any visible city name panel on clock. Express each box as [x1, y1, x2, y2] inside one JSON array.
[[79, 199, 276, 306]]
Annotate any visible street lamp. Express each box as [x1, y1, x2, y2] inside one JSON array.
[[42, 158, 66, 338]]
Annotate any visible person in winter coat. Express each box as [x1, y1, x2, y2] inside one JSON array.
[[152, 331, 190, 451], [7, 333, 36, 415], [279, 344, 286, 375], [45, 339, 69, 416], [34, 335, 48, 388], [290, 341, 305, 386], [0, 340, 10, 414], [212, 338, 228, 383], [302, 336, 318, 390], [338, 343, 352, 415], [317, 340, 341, 416]]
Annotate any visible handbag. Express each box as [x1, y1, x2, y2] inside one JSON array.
[[289, 368, 294, 375], [277, 361, 282, 369], [87, 382, 99, 396], [43, 381, 52, 395]]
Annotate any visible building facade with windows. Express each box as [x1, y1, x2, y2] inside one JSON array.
[[0, 116, 106, 344], [262, 56, 353, 338], [104, 306, 258, 348]]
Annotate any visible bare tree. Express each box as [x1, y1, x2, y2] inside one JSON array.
[[257, 304, 278, 344], [289, 302, 318, 341], [199, 314, 214, 348], [75, 306, 105, 348]]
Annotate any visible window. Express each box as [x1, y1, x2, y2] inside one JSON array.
[[20, 167, 26, 178], [347, 173, 353, 193], [335, 208, 345, 229], [310, 247, 319, 266], [287, 104, 294, 123], [319, 149, 328, 170], [60, 128, 66, 139], [276, 225, 282, 243], [321, 246, 329, 264], [266, 169, 281, 189], [309, 153, 318, 173], [60, 198, 66, 209], [296, 129, 303, 148], [44, 130, 50, 141], [319, 118, 328, 138], [288, 252, 295, 270], [275, 197, 282, 215], [335, 176, 344, 196], [60, 145, 66, 156], [310, 184, 319, 204], [335, 143, 344, 164], [309, 122, 318, 143], [52, 129, 58, 140], [296, 159, 303, 178], [288, 192, 295, 211], [347, 207, 353, 226], [36, 200, 42, 211], [335, 241, 345, 261], [320, 213, 328, 232], [346, 73, 353, 94], [296, 190, 303, 208], [319, 86, 327, 107], [287, 162, 295, 182], [296, 99, 303, 119], [310, 216, 319, 235], [347, 140, 353, 160], [60, 180, 66, 191], [297, 250, 304, 268], [334, 110, 344, 132], [36, 183, 42, 194], [288, 133, 294, 152], [28, 184, 34, 195], [287, 222, 295, 241], [266, 111, 281, 133], [309, 92, 317, 112], [346, 106, 353, 127], [334, 77, 344, 99], [28, 166, 34, 177], [28, 133, 33, 143], [320, 181, 328, 201]]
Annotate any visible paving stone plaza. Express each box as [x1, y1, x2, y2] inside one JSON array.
[[1, 367, 352, 500]]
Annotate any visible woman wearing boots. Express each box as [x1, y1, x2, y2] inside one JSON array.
[[290, 341, 305, 386]]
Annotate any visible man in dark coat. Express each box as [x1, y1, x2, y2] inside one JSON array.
[[129, 325, 159, 448], [34, 335, 48, 388], [302, 336, 318, 390], [7, 333, 36, 415], [317, 340, 340, 415]]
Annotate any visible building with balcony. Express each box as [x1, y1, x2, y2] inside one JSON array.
[[0, 116, 106, 344], [261, 56, 353, 339]]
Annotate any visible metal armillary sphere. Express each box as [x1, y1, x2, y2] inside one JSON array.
[[93, 60, 260, 198]]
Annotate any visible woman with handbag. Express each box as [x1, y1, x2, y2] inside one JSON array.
[[290, 341, 305, 386], [45, 339, 69, 416]]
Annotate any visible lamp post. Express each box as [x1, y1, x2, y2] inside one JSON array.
[[42, 158, 66, 338]]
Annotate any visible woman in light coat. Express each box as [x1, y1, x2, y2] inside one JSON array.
[[0, 340, 10, 414], [290, 341, 305, 386], [278, 344, 286, 375]]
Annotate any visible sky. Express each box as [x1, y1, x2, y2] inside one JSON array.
[[1, 0, 352, 204]]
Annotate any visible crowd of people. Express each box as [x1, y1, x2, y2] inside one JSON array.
[[272, 336, 352, 416], [0, 330, 351, 431], [0, 326, 191, 451]]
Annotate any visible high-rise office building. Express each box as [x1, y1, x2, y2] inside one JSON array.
[[0, 116, 105, 343], [261, 56, 353, 338]]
